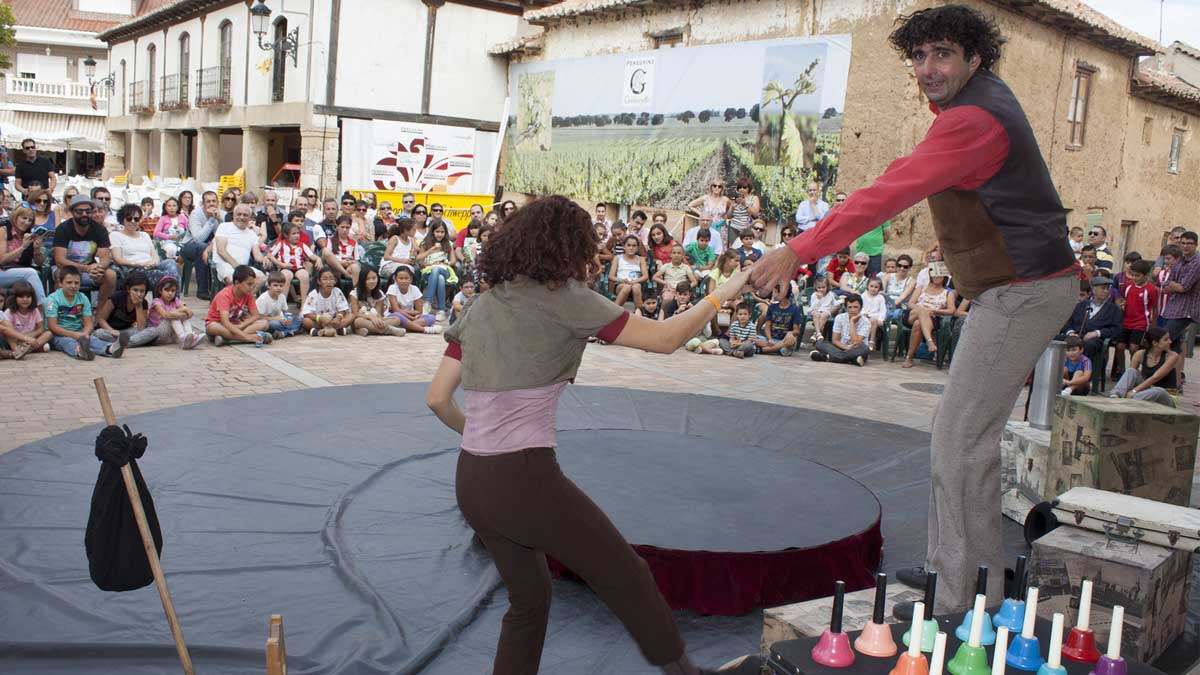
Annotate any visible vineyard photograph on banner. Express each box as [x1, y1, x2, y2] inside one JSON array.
[[503, 35, 851, 221]]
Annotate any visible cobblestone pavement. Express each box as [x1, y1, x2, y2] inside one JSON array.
[[4, 294, 1199, 462]]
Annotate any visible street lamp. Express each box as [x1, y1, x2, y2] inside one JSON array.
[[250, 0, 300, 68], [83, 55, 115, 94]]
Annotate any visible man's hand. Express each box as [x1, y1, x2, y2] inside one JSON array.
[[1084, 330, 1100, 341], [749, 246, 801, 295]]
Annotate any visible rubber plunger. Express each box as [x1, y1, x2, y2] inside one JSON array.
[[1006, 587, 1045, 671], [948, 594, 992, 675], [994, 556, 1028, 632], [812, 581, 856, 667], [1063, 579, 1102, 664], [1037, 613, 1068, 675], [857, 573, 899, 658], [957, 566, 997, 646], [890, 601, 930, 675], [904, 570, 939, 652], [993, 627, 1011, 675], [1088, 606, 1127, 675]]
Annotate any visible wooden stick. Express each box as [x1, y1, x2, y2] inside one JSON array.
[[94, 378, 195, 675]]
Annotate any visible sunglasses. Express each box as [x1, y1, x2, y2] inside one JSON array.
[[33, 198, 49, 204], [898, 264, 911, 268], [223, 197, 235, 202], [1089, 231, 1102, 236], [342, 202, 355, 206], [432, 208, 443, 213], [711, 184, 724, 188], [22, 145, 35, 150], [356, 207, 367, 212], [836, 199, 847, 203], [753, 227, 765, 232], [124, 215, 139, 222], [413, 210, 427, 216]]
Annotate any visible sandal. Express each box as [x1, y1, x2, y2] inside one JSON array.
[[902, 358, 915, 368]]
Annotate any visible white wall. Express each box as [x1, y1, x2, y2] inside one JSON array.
[[333, 0, 428, 113], [427, 3, 517, 122], [14, 52, 68, 80], [163, 18, 202, 89]]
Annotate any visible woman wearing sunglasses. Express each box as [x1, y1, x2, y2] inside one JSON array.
[[687, 178, 732, 242], [28, 188, 57, 235]]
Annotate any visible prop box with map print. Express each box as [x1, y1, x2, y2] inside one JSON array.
[[503, 36, 851, 222]]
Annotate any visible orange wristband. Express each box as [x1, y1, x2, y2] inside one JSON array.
[[703, 295, 722, 312]]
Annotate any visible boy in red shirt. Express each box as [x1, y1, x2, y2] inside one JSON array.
[[205, 264, 273, 347], [1114, 258, 1157, 379], [825, 247, 855, 285]]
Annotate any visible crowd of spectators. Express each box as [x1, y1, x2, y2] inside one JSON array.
[[0, 166, 1196, 400]]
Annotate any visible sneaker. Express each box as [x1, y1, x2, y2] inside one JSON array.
[[77, 338, 94, 360], [388, 326, 407, 337], [854, 355, 865, 366], [258, 331, 274, 345], [12, 343, 31, 360], [424, 325, 444, 335], [182, 334, 199, 350], [422, 301, 433, 316], [436, 310, 446, 322], [896, 566, 929, 589], [309, 328, 320, 337], [809, 350, 828, 362], [42, 343, 50, 352], [733, 350, 744, 359], [355, 327, 370, 337], [779, 347, 793, 357], [272, 330, 286, 340], [893, 600, 918, 622], [213, 335, 227, 347], [108, 331, 130, 358], [0, 348, 13, 360], [339, 326, 350, 336]]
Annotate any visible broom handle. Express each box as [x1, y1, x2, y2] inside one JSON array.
[[95, 378, 195, 675]]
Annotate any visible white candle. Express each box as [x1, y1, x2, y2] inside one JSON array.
[[969, 594, 987, 648], [930, 632, 948, 675], [1048, 613, 1065, 669], [1021, 587, 1039, 639], [909, 602, 926, 657], [1078, 580, 1093, 631], [992, 627, 1010, 675], [1108, 606, 1124, 660]]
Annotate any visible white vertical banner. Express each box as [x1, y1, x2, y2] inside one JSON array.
[[622, 57, 654, 107]]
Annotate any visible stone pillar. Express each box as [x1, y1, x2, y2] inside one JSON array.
[[299, 120, 340, 200], [195, 128, 220, 183], [128, 130, 150, 182], [159, 130, 183, 179], [241, 126, 270, 192], [101, 132, 127, 180]]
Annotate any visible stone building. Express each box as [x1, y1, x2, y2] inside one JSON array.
[[495, 0, 1199, 261], [98, 0, 521, 198]]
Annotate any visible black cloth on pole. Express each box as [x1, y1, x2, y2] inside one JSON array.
[[85, 424, 163, 592]]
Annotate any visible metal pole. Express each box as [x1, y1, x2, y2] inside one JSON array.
[[1028, 340, 1066, 430]]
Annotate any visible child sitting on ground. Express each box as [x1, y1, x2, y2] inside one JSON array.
[[450, 278, 476, 324], [47, 265, 128, 359], [148, 276, 203, 349], [1061, 334, 1093, 396], [205, 265, 273, 347], [350, 266, 406, 336], [1108, 326, 1180, 406], [807, 276, 839, 343], [302, 267, 353, 337], [753, 286, 802, 356], [811, 292, 872, 366], [721, 304, 756, 358], [0, 280, 51, 358], [385, 266, 443, 334], [256, 271, 303, 339]]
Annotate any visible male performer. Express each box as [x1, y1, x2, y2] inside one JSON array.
[[751, 4, 1077, 616]]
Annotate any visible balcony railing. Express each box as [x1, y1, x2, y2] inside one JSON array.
[[4, 76, 105, 103], [160, 73, 189, 111], [128, 80, 154, 114], [195, 65, 230, 107]]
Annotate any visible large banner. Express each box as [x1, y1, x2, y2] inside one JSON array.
[[343, 119, 478, 194], [503, 36, 851, 220]]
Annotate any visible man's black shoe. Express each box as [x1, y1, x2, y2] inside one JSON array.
[[197, 291, 212, 301], [892, 599, 916, 622], [896, 566, 928, 589]]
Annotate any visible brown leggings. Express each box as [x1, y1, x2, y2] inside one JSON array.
[[456, 447, 685, 674]]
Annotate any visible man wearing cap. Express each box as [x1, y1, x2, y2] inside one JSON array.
[[1060, 276, 1122, 367], [749, 5, 1078, 614], [52, 197, 117, 309]]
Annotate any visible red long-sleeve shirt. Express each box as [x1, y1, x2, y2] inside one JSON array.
[[787, 104, 1010, 264]]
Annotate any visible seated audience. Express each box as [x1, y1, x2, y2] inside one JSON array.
[[1114, 259, 1157, 380], [110, 204, 180, 286], [148, 276, 202, 349], [825, 248, 855, 287], [182, 190, 221, 300], [46, 265, 127, 360], [753, 287, 801, 356], [416, 220, 458, 320], [323, 215, 363, 284], [807, 276, 839, 343], [610, 234, 649, 309], [721, 303, 757, 358], [303, 267, 353, 337], [385, 266, 443, 334], [682, 214, 725, 255], [647, 222, 674, 268], [902, 266, 956, 368], [267, 222, 317, 302], [53, 197, 118, 310], [637, 292, 663, 321], [662, 281, 694, 319], [652, 244, 695, 303], [380, 217, 418, 282], [214, 205, 267, 290], [350, 266, 406, 337], [861, 277, 888, 346], [153, 196, 188, 258], [1060, 276, 1122, 367], [450, 278, 476, 324], [95, 271, 162, 349], [204, 264, 272, 347], [0, 204, 47, 309], [0, 280, 51, 358], [256, 271, 303, 339], [733, 229, 762, 265], [840, 253, 871, 295], [811, 292, 872, 366], [1061, 335, 1092, 396], [1109, 326, 1179, 406]]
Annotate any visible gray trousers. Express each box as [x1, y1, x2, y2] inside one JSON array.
[[1109, 369, 1176, 407], [719, 338, 755, 357], [815, 339, 869, 364], [928, 273, 1077, 610]]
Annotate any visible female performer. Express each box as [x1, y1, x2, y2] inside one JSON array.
[[425, 196, 761, 675]]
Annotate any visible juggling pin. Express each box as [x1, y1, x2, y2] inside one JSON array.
[[904, 570, 940, 652], [1006, 587, 1045, 671], [993, 627, 1011, 675], [1088, 606, 1127, 675], [957, 566, 997, 646], [994, 556, 1027, 632], [930, 633, 948, 675], [856, 573, 899, 657], [812, 581, 856, 667], [1037, 613, 1068, 675], [890, 601, 930, 675], [1063, 580, 1102, 663], [947, 594, 991, 675]]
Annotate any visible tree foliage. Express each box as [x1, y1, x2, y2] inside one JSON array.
[[0, 4, 15, 71]]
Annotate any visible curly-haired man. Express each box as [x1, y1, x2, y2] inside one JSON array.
[[752, 4, 1079, 616]]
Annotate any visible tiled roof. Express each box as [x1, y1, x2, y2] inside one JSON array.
[[1132, 67, 1200, 115], [7, 0, 128, 32], [524, 0, 1160, 56], [488, 33, 543, 56], [98, 0, 227, 42]]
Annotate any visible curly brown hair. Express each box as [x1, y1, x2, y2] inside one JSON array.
[[477, 195, 597, 288], [888, 5, 1005, 71]]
